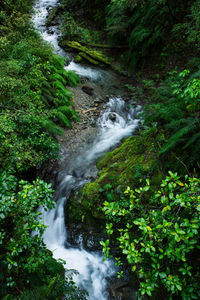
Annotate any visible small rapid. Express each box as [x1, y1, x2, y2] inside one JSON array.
[[41, 97, 140, 299], [32, 1, 140, 299], [41, 176, 115, 300]]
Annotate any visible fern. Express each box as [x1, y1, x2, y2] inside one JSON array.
[[64, 70, 81, 86], [159, 120, 197, 155], [58, 105, 79, 121], [183, 131, 200, 149], [41, 119, 64, 135], [55, 111, 71, 127], [51, 72, 67, 85], [51, 54, 65, 69], [18, 287, 46, 300]]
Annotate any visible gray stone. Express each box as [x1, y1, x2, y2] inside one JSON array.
[[109, 113, 116, 121], [90, 117, 96, 127], [94, 97, 103, 104]]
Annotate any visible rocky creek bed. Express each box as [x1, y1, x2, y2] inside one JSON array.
[[33, 1, 143, 299]]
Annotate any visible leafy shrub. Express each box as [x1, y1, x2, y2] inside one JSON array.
[[0, 3, 80, 171], [101, 172, 200, 298], [0, 171, 86, 299]]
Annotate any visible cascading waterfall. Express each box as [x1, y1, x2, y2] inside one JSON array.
[[32, 1, 141, 299]]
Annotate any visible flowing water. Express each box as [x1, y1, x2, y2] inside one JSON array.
[[32, 1, 140, 299]]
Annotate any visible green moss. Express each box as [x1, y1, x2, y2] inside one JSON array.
[[95, 135, 157, 188], [67, 135, 164, 228], [62, 41, 111, 65], [74, 54, 83, 63], [78, 52, 101, 65], [82, 182, 101, 201], [60, 39, 125, 74]]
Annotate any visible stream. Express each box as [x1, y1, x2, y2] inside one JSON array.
[[32, 1, 140, 299]]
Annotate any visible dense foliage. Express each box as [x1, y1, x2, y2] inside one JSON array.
[[0, 0, 83, 298], [0, 0, 80, 172], [61, 0, 199, 69], [101, 172, 200, 298], [142, 67, 200, 172], [1, 0, 200, 299], [0, 171, 86, 299]]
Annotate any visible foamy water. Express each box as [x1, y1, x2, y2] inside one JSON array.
[[32, 1, 140, 298]]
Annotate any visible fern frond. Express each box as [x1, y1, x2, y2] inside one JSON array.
[[51, 54, 65, 69], [58, 105, 80, 121], [55, 111, 71, 127], [41, 119, 64, 135], [183, 131, 200, 149], [159, 121, 196, 154], [64, 70, 80, 86], [51, 72, 66, 85]]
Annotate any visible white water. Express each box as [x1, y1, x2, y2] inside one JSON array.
[[32, 1, 140, 299], [65, 61, 103, 81], [41, 176, 115, 300], [40, 97, 141, 299]]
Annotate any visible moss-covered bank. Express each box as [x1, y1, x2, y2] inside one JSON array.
[[67, 134, 163, 228]]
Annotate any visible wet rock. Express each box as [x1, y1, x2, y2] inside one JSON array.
[[45, 6, 60, 27], [109, 277, 139, 300], [66, 226, 84, 248], [84, 234, 105, 251], [82, 85, 94, 96], [109, 113, 116, 121], [90, 117, 96, 127], [83, 164, 98, 180], [47, 6, 53, 12], [112, 286, 137, 300], [47, 28, 54, 34], [39, 159, 59, 188], [111, 85, 119, 89], [94, 97, 103, 104], [104, 96, 110, 102]]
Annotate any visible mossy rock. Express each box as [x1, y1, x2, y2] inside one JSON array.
[[82, 182, 101, 201], [66, 187, 105, 229], [67, 135, 164, 228], [96, 135, 157, 186], [76, 135, 159, 216], [45, 7, 59, 27]]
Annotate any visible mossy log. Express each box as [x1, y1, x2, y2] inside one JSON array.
[[78, 41, 128, 49], [78, 52, 101, 65], [62, 41, 111, 65], [61, 41, 127, 75]]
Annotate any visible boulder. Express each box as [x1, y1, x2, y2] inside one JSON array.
[[109, 113, 116, 121], [82, 85, 94, 96]]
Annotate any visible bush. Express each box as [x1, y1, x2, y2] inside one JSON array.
[[101, 172, 200, 298], [0, 171, 87, 299], [0, 3, 80, 171]]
